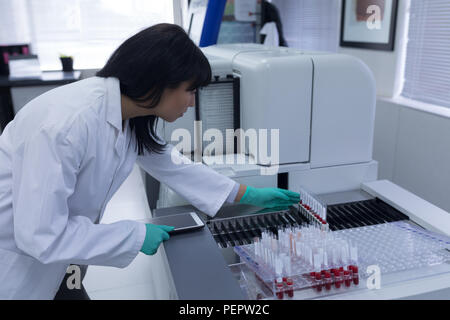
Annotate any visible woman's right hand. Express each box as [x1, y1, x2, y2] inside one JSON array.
[[239, 186, 300, 209], [140, 224, 175, 255]]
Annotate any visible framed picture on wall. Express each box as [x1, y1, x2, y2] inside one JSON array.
[[340, 0, 398, 51]]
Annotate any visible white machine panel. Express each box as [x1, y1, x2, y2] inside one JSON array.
[[310, 54, 376, 168], [362, 180, 450, 236], [202, 43, 269, 60], [232, 50, 312, 165], [289, 160, 378, 195]]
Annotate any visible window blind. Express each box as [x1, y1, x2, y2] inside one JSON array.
[[402, 0, 450, 108], [270, 0, 340, 52]]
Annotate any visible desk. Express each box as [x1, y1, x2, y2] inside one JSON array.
[[153, 205, 247, 300], [153, 200, 450, 300], [0, 71, 81, 130]]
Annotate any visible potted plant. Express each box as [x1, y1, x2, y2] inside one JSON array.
[[59, 54, 74, 72]]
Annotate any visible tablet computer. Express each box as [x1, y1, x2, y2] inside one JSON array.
[[143, 212, 205, 235]]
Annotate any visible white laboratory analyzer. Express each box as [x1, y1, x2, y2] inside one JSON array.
[[151, 44, 450, 300]]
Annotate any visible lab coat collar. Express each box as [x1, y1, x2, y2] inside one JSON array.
[[105, 77, 123, 132]]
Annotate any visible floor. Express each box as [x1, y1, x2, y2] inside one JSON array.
[[82, 165, 175, 300]]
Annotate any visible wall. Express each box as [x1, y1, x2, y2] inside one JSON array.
[[335, 0, 450, 213], [374, 98, 450, 213], [338, 0, 410, 98]]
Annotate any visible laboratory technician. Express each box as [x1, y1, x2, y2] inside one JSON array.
[[0, 24, 299, 299]]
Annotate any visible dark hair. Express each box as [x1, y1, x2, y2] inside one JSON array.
[[97, 23, 211, 155]]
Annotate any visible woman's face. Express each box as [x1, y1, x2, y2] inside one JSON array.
[[152, 81, 196, 122]]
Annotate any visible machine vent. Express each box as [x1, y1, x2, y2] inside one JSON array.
[[207, 198, 409, 248]]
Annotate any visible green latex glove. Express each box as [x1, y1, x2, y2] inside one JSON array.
[[140, 224, 175, 255], [239, 186, 300, 209]]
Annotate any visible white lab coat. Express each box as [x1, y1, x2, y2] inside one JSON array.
[[0, 77, 236, 299], [260, 22, 279, 47]]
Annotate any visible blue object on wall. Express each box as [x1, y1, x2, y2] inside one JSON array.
[[199, 0, 227, 47]]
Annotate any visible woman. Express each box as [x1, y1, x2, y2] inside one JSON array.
[[0, 24, 299, 299]]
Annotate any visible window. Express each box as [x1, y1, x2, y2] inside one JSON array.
[[270, 0, 340, 52], [0, 0, 174, 70], [402, 1, 450, 108], [0, 0, 31, 45]]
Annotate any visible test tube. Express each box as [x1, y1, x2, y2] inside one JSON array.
[[306, 194, 311, 211], [322, 251, 330, 274], [316, 248, 324, 276], [282, 254, 291, 280], [316, 203, 320, 219], [275, 280, 284, 300], [253, 239, 258, 257], [315, 273, 322, 292], [324, 272, 332, 291], [349, 244, 359, 285], [351, 265, 359, 285], [344, 270, 351, 287], [286, 278, 294, 298], [343, 243, 354, 282], [275, 259, 284, 299], [341, 242, 350, 270], [321, 220, 327, 232], [309, 244, 317, 284], [334, 269, 342, 289], [313, 253, 323, 292], [256, 222, 361, 295], [331, 246, 339, 274], [306, 245, 313, 267]]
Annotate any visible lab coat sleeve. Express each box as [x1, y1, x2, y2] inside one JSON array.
[[137, 144, 237, 217], [12, 126, 146, 268]]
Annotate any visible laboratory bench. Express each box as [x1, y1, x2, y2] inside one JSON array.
[[153, 204, 252, 300], [0, 71, 81, 131], [154, 191, 450, 300]]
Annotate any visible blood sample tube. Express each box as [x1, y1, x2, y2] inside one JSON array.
[[351, 265, 359, 285], [310, 272, 316, 289], [322, 251, 329, 275], [324, 272, 332, 291], [349, 245, 359, 285], [334, 269, 342, 289], [286, 278, 294, 298], [275, 280, 284, 300], [344, 270, 351, 287], [347, 265, 353, 281], [315, 273, 323, 292], [330, 248, 339, 275]]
